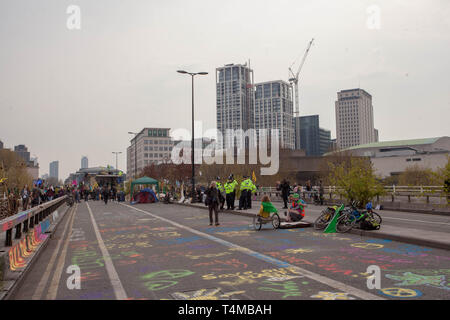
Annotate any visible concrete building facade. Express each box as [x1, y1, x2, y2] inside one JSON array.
[[216, 63, 254, 148], [298, 115, 331, 156], [81, 156, 88, 169], [254, 80, 295, 149], [335, 88, 376, 149], [49, 161, 59, 180], [127, 128, 174, 178], [331, 136, 450, 178]]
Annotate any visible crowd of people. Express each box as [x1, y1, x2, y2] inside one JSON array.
[[3, 183, 126, 215]]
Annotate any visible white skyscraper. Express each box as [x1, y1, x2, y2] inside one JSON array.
[[254, 80, 294, 149], [81, 156, 88, 169], [335, 88, 376, 149], [216, 63, 254, 148], [49, 161, 59, 180]]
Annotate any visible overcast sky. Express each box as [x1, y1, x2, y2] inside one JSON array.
[[0, 0, 449, 180]]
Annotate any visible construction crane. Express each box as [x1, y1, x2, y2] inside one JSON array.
[[288, 38, 314, 117]]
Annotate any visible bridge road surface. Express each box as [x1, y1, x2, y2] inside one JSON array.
[[10, 201, 450, 300]]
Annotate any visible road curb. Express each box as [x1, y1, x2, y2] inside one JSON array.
[[174, 202, 450, 251], [1, 204, 72, 300]]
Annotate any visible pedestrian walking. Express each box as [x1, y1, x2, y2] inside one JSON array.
[[319, 180, 325, 205], [102, 187, 109, 205], [278, 179, 290, 209], [205, 181, 220, 226]]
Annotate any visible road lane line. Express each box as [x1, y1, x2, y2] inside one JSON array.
[[31, 204, 76, 300], [86, 202, 128, 300], [46, 202, 77, 299], [121, 203, 384, 300]]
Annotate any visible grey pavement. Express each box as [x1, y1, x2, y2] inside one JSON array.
[[7, 200, 450, 300], [181, 200, 450, 250]]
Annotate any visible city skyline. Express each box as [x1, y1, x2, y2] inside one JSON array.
[[1, 0, 449, 180]]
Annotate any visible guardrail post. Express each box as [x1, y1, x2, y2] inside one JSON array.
[[391, 194, 394, 202], [15, 223, 22, 239], [5, 229, 12, 247], [408, 195, 411, 202], [23, 219, 29, 233], [426, 195, 430, 203]]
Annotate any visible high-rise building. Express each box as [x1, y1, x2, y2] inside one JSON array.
[[127, 128, 173, 178], [374, 129, 379, 142], [14, 144, 31, 163], [254, 80, 294, 149], [49, 161, 59, 180], [298, 115, 331, 156], [81, 156, 88, 169], [0, 140, 3, 149], [335, 88, 376, 149], [216, 63, 254, 148], [319, 128, 332, 155]]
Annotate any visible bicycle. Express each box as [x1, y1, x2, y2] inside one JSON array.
[[336, 202, 382, 233], [253, 211, 281, 230], [313, 205, 345, 230]]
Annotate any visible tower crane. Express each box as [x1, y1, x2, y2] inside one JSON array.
[[288, 38, 314, 117]]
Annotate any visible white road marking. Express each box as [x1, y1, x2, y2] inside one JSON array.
[[121, 203, 384, 300], [32, 204, 76, 300], [46, 203, 77, 299], [86, 202, 128, 300]]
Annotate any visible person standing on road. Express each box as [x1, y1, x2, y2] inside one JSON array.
[[102, 187, 109, 205], [224, 176, 236, 210], [215, 177, 225, 210], [278, 179, 290, 209], [205, 181, 220, 226], [21, 185, 29, 210], [319, 180, 325, 205], [238, 176, 251, 210], [246, 178, 256, 209]]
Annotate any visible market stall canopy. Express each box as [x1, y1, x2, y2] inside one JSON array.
[[130, 176, 159, 195]]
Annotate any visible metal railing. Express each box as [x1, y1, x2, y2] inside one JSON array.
[[254, 186, 448, 205], [0, 196, 67, 247]]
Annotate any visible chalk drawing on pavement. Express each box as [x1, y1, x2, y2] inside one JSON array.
[[379, 288, 422, 298], [170, 288, 244, 300], [311, 291, 356, 300]]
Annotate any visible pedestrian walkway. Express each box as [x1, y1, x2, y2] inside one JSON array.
[[179, 200, 450, 251]]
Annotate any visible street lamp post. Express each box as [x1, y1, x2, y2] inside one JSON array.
[[128, 132, 138, 179], [177, 70, 208, 203], [112, 152, 122, 171]]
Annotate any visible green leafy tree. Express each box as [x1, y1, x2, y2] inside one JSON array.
[[398, 164, 436, 186], [327, 156, 385, 207]]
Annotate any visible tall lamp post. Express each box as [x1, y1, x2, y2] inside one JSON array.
[[112, 152, 122, 171], [128, 132, 139, 179], [177, 70, 208, 203]]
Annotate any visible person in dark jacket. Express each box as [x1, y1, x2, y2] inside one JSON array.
[[278, 179, 291, 209], [205, 181, 220, 226], [102, 187, 109, 205]]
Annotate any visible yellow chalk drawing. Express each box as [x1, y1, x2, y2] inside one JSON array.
[[351, 243, 384, 249], [311, 291, 356, 300], [380, 287, 421, 298], [171, 288, 245, 300], [284, 248, 314, 254]]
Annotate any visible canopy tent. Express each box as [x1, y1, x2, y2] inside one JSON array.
[[132, 188, 158, 204], [130, 176, 159, 198]]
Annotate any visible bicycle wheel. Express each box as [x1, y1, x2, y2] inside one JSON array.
[[253, 215, 262, 230], [314, 208, 334, 230], [336, 212, 355, 233], [272, 213, 281, 229], [368, 211, 382, 225]]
